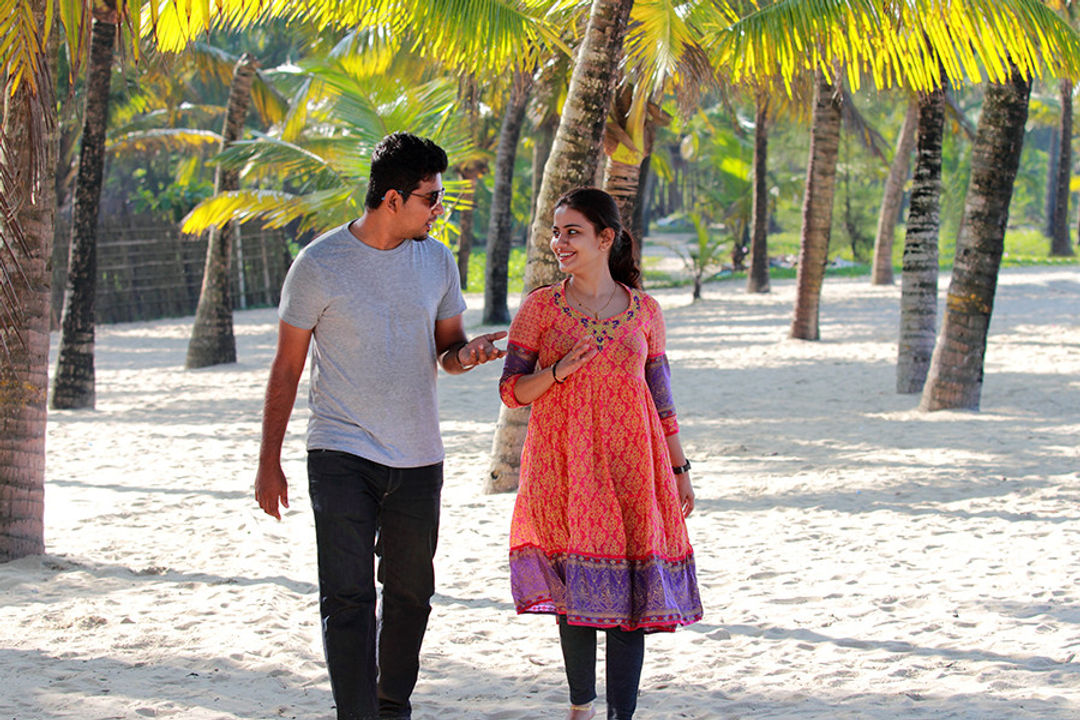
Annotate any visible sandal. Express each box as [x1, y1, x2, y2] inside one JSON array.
[[566, 702, 596, 720]]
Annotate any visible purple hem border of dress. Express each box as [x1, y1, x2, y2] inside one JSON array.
[[509, 545, 703, 633]]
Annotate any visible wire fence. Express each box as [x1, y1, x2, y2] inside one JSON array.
[[52, 221, 293, 326]]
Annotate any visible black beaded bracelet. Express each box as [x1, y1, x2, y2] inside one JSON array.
[[672, 459, 692, 475], [551, 361, 564, 384]]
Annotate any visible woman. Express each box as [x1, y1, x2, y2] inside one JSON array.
[[499, 187, 702, 720]]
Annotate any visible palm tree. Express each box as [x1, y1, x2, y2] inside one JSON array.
[[0, 0, 561, 560], [181, 2, 563, 351], [713, 0, 1080, 341], [1049, 77, 1075, 256], [790, 71, 843, 340], [483, 68, 535, 324], [181, 63, 475, 238], [1, 0, 56, 561], [185, 53, 259, 369], [896, 80, 945, 394], [920, 67, 1032, 411], [601, 0, 720, 236], [485, 55, 568, 324], [488, 0, 636, 493], [50, 0, 117, 409], [870, 96, 918, 285], [1047, 0, 1077, 256], [746, 90, 771, 293]]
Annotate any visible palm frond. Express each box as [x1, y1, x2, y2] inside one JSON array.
[[710, 0, 1080, 95], [250, 70, 289, 127], [1, 0, 51, 95], [112, 103, 226, 133], [141, 0, 566, 74], [181, 187, 362, 235], [328, 26, 403, 79], [215, 135, 347, 189], [626, 0, 718, 99], [107, 127, 222, 155]]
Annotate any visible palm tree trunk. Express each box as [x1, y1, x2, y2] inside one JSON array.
[[1050, 78, 1074, 257], [747, 93, 770, 293], [488, 0, 634, 493], [920, 68, 1031, 412], [484, 70, 534, 325], [1, 0, 57, 561], [524, 117, 557, 254], [631, 153, 652, 240], [790, 72, 843, 341], [51, 8, 116, 409], [457, 200, 475, 289], [604, 158, 641, 229], [896, 83, 945, 394], [185, 54, 258, 370], [520, 0, 633, 293], [604, 155, 643, 264], [871, 97, 918, 285], [1045, 126, 1059, 240]]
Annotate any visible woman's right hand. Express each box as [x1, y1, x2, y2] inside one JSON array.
[[554, 335, 598, 381]]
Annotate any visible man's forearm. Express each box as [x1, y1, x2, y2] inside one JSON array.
[[438, 340, 471, 375], [259, 365, 302, 464]]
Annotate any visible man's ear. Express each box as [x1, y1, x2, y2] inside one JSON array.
[[384, 189, 402, 213]]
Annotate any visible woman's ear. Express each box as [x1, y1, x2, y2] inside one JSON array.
[[599, 227, 616, 251]]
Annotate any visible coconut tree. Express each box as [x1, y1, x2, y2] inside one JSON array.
[[181, 62, 476, 239], [482, 68, 535, 324], [50, 0, 117, 409], [487, 0, 638, 493], [920, 67, 1032, 410], [185, 53, 259, 369], [0, 0, 56, 560], [601, 0, 722, 235], [180, 4, 564, 362], [746, 89, 772, 292], [1, 0, 562, 561], [485, 53, 569, 325], [1048, 0, 1077, 256], [789, 70, 843, 340], [870, 96, 918, 285], [1049, 78, 1075, 256], [896, 79, 945, 394], [712, 0, 1080, 342]]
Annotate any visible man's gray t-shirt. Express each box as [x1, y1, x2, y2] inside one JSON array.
[[279, 223, 467, 467]]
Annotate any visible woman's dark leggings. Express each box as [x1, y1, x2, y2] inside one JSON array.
[[558, 616, 645, 719]]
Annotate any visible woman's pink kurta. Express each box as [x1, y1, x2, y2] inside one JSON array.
[[500, 281, 702, 632]]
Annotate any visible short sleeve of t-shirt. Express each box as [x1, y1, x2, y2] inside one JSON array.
[[279, 248, 329, 331], [437, 250, 467, 321]]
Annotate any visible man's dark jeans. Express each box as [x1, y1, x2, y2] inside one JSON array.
[[308, 449, 443, 720]]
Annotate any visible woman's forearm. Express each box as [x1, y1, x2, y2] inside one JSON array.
[[511, 360, 564, 405]]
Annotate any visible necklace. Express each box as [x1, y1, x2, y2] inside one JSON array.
[[567, 281, 620, 320]]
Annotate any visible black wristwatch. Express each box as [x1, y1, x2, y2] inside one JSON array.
[[672, 459, 692, 475]]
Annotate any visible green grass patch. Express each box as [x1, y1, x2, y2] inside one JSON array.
[[761, 226, 1078, 272], [454, 227, 1075, 297], [462, 245, 528, 295]]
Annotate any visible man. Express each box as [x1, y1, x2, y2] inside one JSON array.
[[254, 132, 505, 720]]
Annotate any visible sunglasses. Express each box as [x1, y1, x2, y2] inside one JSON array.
[[398, 187, 446, 208]]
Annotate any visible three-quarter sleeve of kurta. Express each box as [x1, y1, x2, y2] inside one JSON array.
[[643, 296, 679, 436], [499, 292, 543, 408]]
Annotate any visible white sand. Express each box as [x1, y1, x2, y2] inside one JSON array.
[[2, 265, 1079, 719]]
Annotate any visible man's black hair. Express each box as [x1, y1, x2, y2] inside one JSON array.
[[365, 132, 449, 210]]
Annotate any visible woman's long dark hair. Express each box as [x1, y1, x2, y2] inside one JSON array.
[[554, 187, 642, 289]]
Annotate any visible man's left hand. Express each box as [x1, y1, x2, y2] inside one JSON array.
[[458, 331, 508, 367]]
